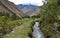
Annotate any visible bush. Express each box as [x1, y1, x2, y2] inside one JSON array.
[[0, 16, 22, 38]]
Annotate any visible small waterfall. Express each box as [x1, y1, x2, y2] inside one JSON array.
[[32, 22, 45, 38]]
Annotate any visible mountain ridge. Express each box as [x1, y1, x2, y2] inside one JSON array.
[[17, 4, 40, 17], [0, 0, 25, 18]]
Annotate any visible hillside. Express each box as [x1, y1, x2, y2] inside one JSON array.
[[3, 18, 34, 38], [17, 4, 40, 17], [0, 0, 25, 18], [0, 0, 60, 38]]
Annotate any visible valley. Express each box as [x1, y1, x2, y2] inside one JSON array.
[[0, 0, 60, 38]]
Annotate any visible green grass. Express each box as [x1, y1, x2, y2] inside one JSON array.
[[3, 18, 34, 38]]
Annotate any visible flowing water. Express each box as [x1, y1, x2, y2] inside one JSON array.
[[32, 22, 45, 38]]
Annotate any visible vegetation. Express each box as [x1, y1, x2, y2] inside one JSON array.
[[0, 12, 34, 38], [38, 0, 60, 38], [3, 18, 34, 38], [0, 12, 23, 38], [0, 0, 60, 38]]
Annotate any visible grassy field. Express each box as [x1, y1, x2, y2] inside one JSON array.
[[3, 18, 34, 38]]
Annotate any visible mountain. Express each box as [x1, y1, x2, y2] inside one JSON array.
[[17, 4, 37, 9], [17, 4, 40, 17], [0, 0, 25, 18]]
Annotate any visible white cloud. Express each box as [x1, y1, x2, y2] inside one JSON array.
[[9, 0, 44, 6]]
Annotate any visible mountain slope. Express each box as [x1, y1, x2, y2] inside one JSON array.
[[17, 4, 40, 17], [0, 0, 25, 18]]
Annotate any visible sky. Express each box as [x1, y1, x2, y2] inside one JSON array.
[[9, 0, 44, 6]]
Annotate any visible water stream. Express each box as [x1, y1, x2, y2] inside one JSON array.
[[32, 22, 45, 38]]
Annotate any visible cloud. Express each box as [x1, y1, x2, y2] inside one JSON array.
[[9, 0, 44, 6]]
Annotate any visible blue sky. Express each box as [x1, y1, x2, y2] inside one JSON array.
[[9, 0, 44, 6]]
